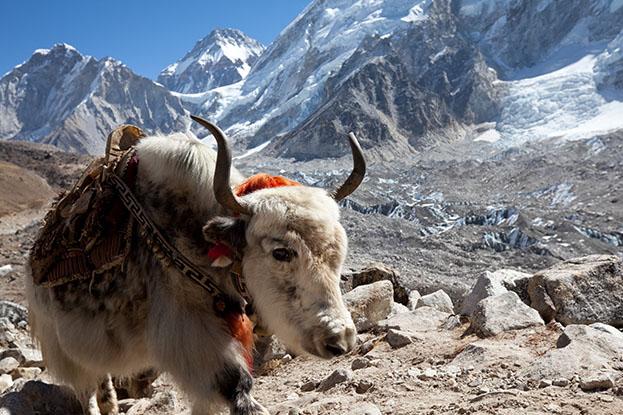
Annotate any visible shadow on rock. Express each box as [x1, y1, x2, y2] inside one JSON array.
[[0, 380, 82, 415]]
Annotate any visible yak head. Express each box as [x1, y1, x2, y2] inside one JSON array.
[[195, 116, 365, 359]]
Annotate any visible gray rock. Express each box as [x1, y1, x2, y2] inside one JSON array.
[[260, 335, 288, 362], [0, 357, 20, 375], [126, 391, 179, 415], [300, 381, 318, 392], [552, 378, 569, 387], [407, 290, 421, 311], [379, 306, 451, 333], [355, 380, 374, 394], [19, 348, 44, 368], [416, 289, 454, 314], [343, 263, 409, 304], [349, 402, 382, 415], [589, 323, 623, 339], [317, 369, 353, 392], [528, 255, 623, 327], [470, 291, 544, 337], [0, 374, 13, 394], [390, 302, 410, 316], [580, 374, 615, 391], [0, 380, 82, 414], [461, 269, 532, 316], [385, 329, 416, 349], [522, 324, 623, 381], [351, 357, 370, 370], [344, 280, 394, 332]]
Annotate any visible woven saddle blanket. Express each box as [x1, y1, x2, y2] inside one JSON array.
[[30, 125, 145, 287]]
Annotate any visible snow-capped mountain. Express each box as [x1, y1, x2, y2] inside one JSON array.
[[2, 0, 623, 159], [0, 44, 189, 154], [187, 0, 438, 149], [460, 0, 623, 146], [184, 0, 623, 160], [157, 29, 265, 94]]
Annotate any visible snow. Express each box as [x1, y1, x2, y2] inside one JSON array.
[[536, 0, 552, 12], [0, 264, 12, 277], [496, 54, 623, 145], [430, 46, 450, 64], [34, 48, 50, 55], [611, 0, 623, 12], [401, 3, 429, 22], [233, 140, 272, 159], [195, 0, 434, 140], [474, 129, 501, 143], [459, 0, 511, 17]]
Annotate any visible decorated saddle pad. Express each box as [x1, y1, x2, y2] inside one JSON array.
[[30, 125, 145, 287]]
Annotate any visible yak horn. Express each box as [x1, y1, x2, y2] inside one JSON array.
[[191, 115, 251, 216], [332, 132, 366, 201]]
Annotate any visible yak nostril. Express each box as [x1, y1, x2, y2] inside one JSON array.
[[324, 342, 347, 357]]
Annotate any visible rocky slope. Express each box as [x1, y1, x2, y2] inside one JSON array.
[[1, 256, 622, 414], [157, 29, 265, 94], [0, 44, 189, 154], [266, 0, 499, 159]]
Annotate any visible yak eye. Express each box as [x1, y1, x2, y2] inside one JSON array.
[[272, 248, 295, 262]]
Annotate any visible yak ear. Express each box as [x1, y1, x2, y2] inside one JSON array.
[[203, 216, 247, 252]]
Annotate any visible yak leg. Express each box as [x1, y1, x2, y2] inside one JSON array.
[[96, 374, 119, 415], [215, 365, 269, 415], [32, 316, 101, 414]]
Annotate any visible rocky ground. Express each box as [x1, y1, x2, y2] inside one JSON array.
[[1, 256, 622, 414], [1, 133, 622, 414]]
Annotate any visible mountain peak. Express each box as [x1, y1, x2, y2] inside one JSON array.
[[157, 28, 265, 93]]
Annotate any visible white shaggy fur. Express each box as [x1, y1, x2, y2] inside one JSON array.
[[27, 133, 356, 415]]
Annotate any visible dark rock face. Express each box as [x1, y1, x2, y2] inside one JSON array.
[[267, 0, 499, 160], [0, 44, 187, 154], [461, 0, 623, 74], [595, 31, 623, 90], [157, 29, 264, 93]]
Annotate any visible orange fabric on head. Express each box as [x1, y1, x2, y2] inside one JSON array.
[[235, 173, 301, 197]]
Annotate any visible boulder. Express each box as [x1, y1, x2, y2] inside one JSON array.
[[470, 291, 544, 337], [415, 289, 454, 314], [407, 290, 421, 311], [342, 263, 409, 304], [528, 255, 623, 327], [344, 280, 394, 331], [522, 324, 623, 381], [461, 269, 532, 316], [0, 380, 83, 414]]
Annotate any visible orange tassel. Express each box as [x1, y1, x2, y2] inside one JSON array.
[[225, 312, 254, 370], [235, 173, 301, 197]]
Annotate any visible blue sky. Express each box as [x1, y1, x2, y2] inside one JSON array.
[[1, 0, 309, 79]]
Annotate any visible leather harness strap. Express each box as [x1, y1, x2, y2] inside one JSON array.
[[102, 154, 236, 300]]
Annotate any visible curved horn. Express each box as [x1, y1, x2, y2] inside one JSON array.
[[191, 115, 251, 216], [332, 132, 366, 201]]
